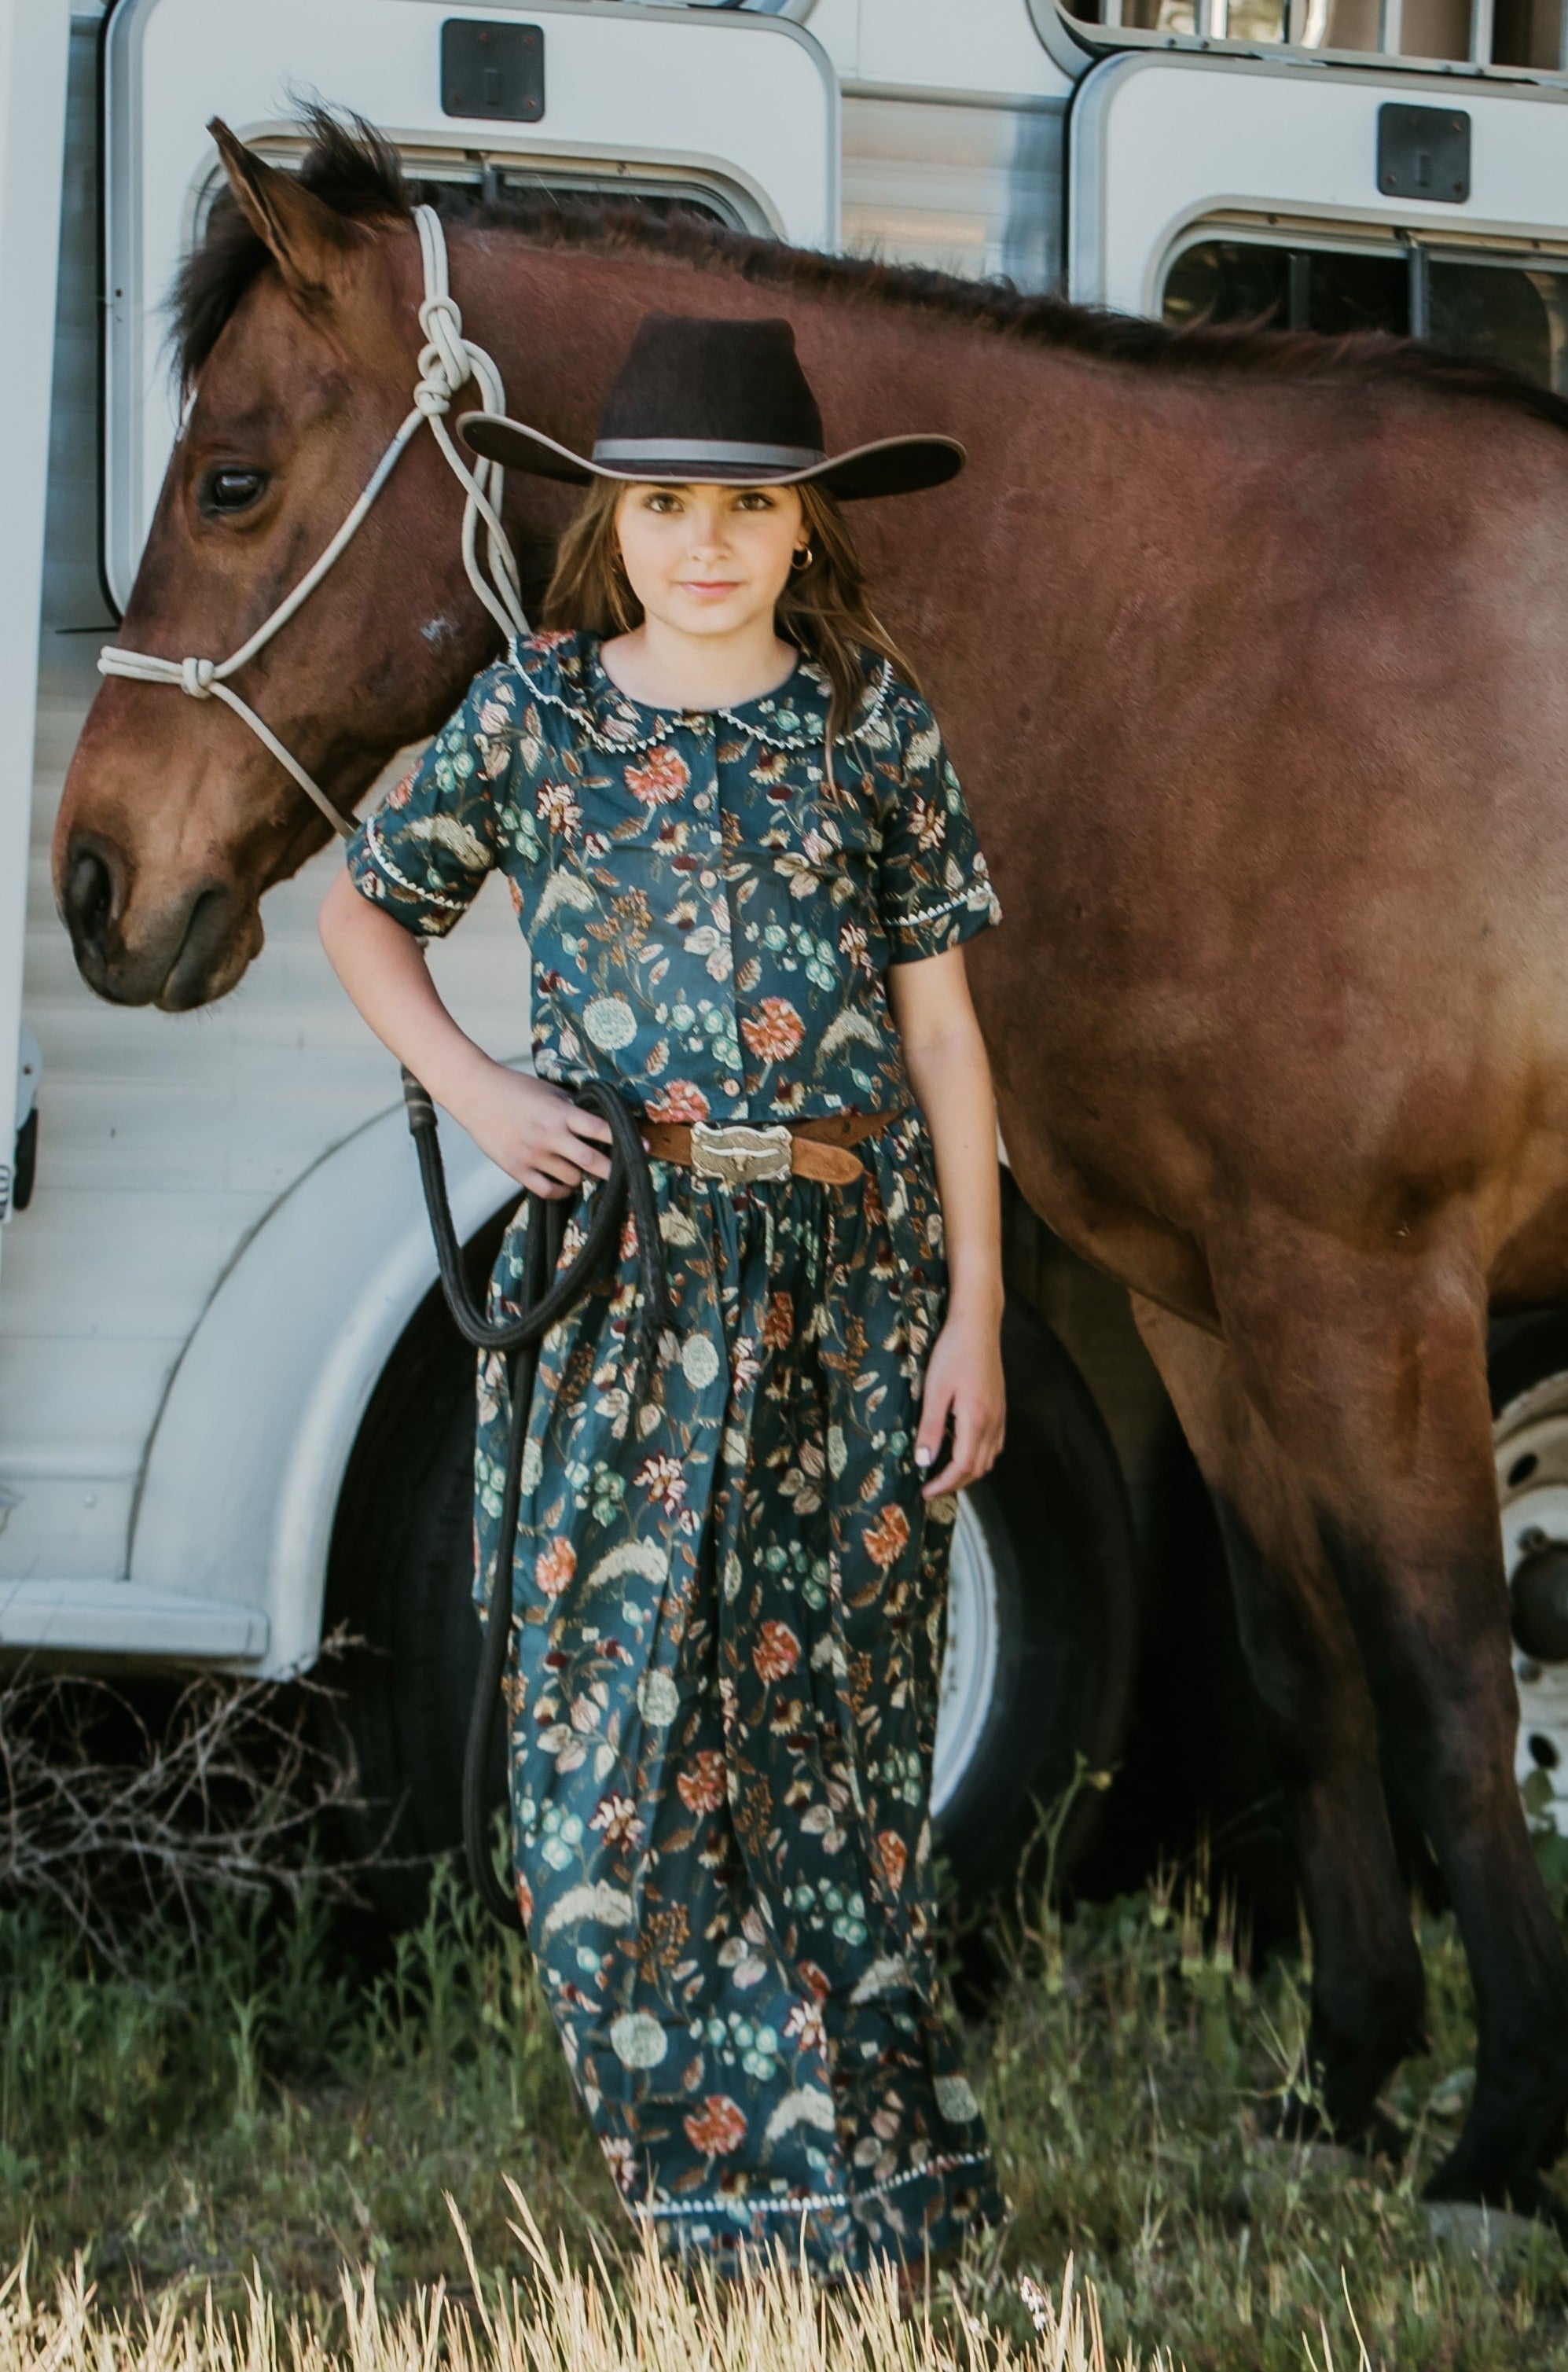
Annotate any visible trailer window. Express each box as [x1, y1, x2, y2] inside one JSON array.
[[1162, 237, 1568, 395], [194, 156, 751, 258], [1163, 240, 1408, 336], [1044, 0, 1568, 74], [1427, 259, 1568, 390]]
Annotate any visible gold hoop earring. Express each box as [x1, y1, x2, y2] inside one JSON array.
[[791, 545, 813, 572]]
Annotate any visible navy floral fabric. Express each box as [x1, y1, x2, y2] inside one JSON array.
[[347, 630, 999, 1120], [344, 631, 1004, 2273]]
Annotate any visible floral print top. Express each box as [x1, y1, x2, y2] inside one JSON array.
[[344, 630, 1001, 1120]]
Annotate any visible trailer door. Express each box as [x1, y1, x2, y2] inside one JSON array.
[[103, 0, 839, 605], [1069, 51, 1568, 324], [0, 0, 69, 1252]]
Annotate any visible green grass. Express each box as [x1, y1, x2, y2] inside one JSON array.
[[6, 1850, 1568, 2366], [979, 1860, 1568, 2367]]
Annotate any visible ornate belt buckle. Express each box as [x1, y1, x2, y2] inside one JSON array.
[[689, 1120, 794, 1188]]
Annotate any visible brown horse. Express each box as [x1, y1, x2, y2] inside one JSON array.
[[56, 113, 1568, 2217]]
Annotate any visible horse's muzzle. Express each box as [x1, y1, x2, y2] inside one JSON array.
[[58, 829, 251, 1010]]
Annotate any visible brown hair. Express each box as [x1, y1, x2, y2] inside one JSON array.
[[538, 478, 920, 743]]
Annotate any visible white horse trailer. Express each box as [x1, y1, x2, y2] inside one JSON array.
[[9, 0, 1568, 1902]]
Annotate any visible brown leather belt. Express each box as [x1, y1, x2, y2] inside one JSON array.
[[641, 1108, 898, 1189]]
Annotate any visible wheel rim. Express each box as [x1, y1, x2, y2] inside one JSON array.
[[1494, 1370, 1568, 1829], [931, 1491, 1000, 1822]]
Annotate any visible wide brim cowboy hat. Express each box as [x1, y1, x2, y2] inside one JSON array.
[[457, 312, 964, 501]]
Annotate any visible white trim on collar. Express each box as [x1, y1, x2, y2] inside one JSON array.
[[505, 637, 893, 759]]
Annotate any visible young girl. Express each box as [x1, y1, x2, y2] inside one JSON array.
[[318, 313, 1008, 2278]]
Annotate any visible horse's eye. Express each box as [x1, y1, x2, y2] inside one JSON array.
[[200, 466, 269, 517]]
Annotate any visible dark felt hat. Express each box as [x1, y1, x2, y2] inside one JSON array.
[[457, 313, 964, 500]]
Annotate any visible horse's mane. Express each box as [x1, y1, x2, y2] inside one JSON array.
[[174, 105, 1568, 438], [174, 108, 412, 381]]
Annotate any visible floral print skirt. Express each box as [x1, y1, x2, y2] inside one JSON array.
[[476, 1105, 1004, 2275]]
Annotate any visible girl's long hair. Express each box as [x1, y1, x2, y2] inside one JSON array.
[[538, 479, 920, 745]]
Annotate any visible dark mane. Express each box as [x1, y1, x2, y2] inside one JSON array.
[[482, 187, 1568, 436], [176, 109, 1568, 439]]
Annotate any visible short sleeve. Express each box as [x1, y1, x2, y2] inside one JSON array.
[[343, 664, 509, 939], [876, 693, 1003, 964]]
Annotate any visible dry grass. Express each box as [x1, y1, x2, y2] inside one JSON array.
[[7, 1836, 1568, 2367], [0, 1660, 369, 1956], [0, 2186, 1139, 2372]]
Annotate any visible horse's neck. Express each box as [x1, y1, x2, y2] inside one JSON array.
[[457, 230, 997, 464]]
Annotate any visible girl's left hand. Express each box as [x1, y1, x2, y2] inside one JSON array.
[[914, 1306, 1006, 1499]]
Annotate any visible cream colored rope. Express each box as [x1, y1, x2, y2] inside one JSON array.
[[97, 205, 527, 842]]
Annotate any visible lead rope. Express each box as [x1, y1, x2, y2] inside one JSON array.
[[97, 204, 527, 844], [403, 1073, 670, 1928]]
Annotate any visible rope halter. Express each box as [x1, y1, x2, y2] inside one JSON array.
[[97, 205, 528, 844]]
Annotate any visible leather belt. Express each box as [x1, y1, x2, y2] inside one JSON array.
[[641, 1109, 898, 1189]]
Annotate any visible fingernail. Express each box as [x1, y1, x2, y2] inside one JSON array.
[[915, 1446, 932, 1468]]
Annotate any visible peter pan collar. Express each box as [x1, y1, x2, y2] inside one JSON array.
[[506, 629, 891, 756]]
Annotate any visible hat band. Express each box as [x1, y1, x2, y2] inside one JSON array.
[[591, 436, 826, 472]]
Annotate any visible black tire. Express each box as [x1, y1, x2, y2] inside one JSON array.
[[325, 1257, 1140, 1921], [321, 1212, 508, 1924], [1489, 1308, 1568, 1421], [931, 1294, 1140, 1898]]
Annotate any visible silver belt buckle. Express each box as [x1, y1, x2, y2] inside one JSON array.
[[689, 1119, 793, 1188]]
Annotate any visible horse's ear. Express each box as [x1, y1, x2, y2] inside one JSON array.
[[208, 119, 360, 305]]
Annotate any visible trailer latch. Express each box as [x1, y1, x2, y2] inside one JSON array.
[[1377, 105, 1470, 205], [3, 1024, 40, 1221], [441, 20, 544, 123]]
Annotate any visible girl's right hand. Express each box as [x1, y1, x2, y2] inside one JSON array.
[[450, 1062, 615, 1199]]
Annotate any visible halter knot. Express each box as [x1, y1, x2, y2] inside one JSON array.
[[417, 292, 473, 410], [180, 656, 216, 698]]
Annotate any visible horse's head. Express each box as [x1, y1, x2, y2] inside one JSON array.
[[54, 122, 502, 1008]]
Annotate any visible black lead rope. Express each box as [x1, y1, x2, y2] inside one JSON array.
[[401, 1068, 671, 1929]]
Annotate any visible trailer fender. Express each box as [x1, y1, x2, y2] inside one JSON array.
[[129, 1101, 512, 1675]]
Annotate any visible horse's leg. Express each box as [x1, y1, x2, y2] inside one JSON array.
[[1134, 1294, 1427, 2146], [1162, 1226, 1568, 2211]]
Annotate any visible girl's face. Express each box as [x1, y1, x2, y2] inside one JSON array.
[[614, 481, 808, 642]]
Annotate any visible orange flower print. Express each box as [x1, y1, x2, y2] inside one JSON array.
[[635, 1454, 687, 1514], [625, 747, 690, 806], [863, 1504, 911, 1572], [908, 793, 946, 851], [677, 1749, 727, 1815], [516, 1872, 534, 1927], [536, 1537, 577, 1598], [589, 1792, 644, 1849], [683, 2094, 747, 2157], [784, 1997, 827, 2054], [753, 1620, 801, 1683], [762, 1292, 794, 1350], [877, 1830, 909, 1892], [537, 779, 582, 835], [646, 1079, 710, 1124], [838, 919, 873, 976], [741, 997, 804, 1065]]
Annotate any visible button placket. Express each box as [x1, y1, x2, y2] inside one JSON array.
[[708, 730, 748, 1115]]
